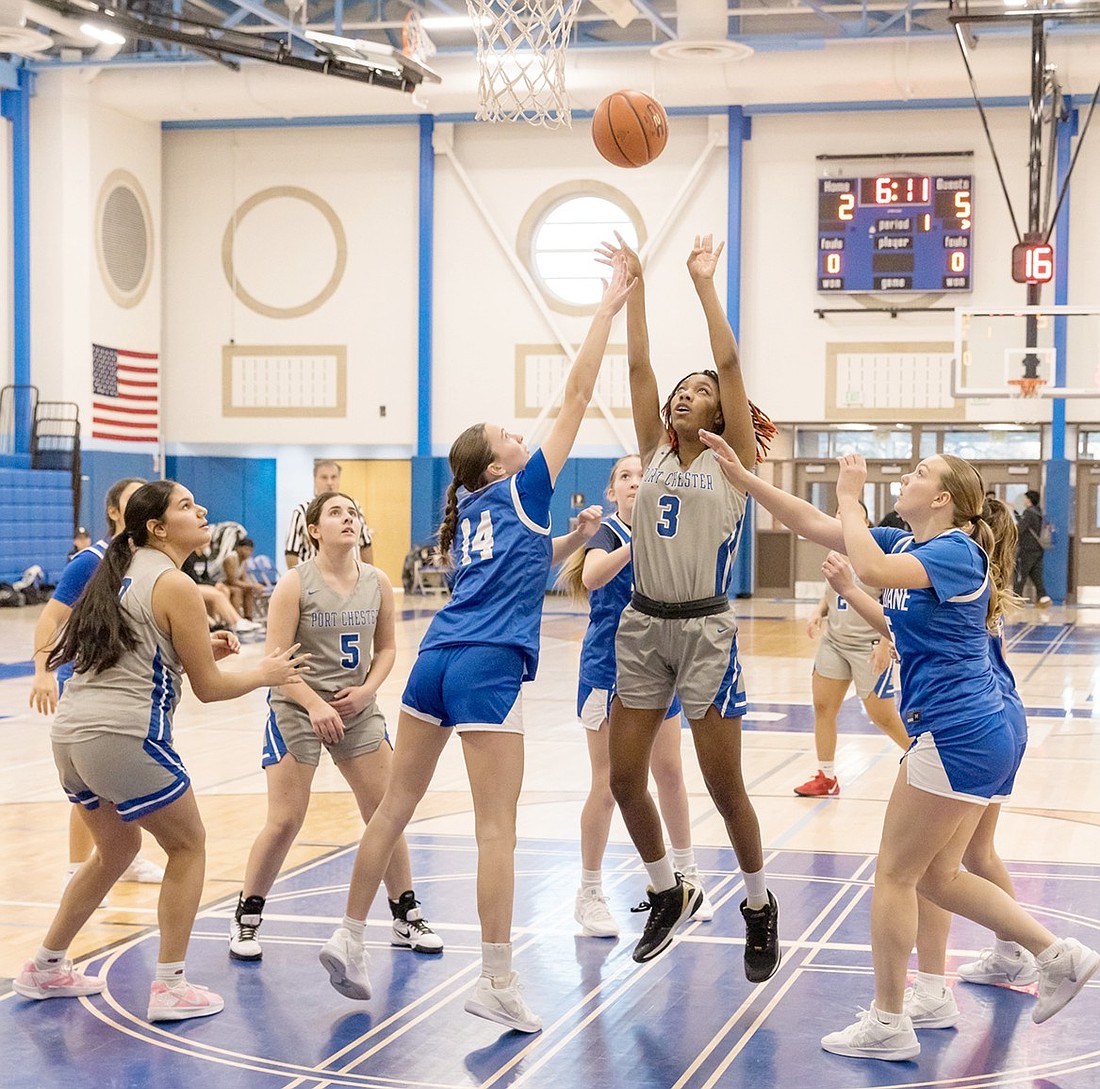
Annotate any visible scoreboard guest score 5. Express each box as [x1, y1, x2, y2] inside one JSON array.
[[818, 175, 973, 293]]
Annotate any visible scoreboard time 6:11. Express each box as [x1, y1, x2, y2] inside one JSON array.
[[818, 175, 973, 293]]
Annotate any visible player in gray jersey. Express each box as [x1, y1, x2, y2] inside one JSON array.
[[231, 491, 441, 969], [795, 504, 909, 798], [15, 481, 307, 1024], [596, 233, 781, 983]]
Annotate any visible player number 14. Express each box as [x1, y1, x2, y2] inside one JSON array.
[[459, 511, 495, 565]]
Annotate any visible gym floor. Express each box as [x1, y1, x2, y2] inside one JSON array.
[[2, 597, 1098, 1088]]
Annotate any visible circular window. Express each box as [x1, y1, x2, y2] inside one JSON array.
[[518, 182, 645, 316], [96, 170, 154, 309]]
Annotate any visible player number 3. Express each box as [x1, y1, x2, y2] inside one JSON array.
[[459, 511, 495, 565], [656, 494, 680, 538]]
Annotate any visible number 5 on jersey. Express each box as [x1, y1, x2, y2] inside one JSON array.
[[460, 511, 495, 565]]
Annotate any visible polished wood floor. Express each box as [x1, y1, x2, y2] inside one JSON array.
[[2, 594, 1098, 979]]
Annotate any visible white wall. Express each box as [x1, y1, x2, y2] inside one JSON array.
[[1, 115, 10, 391]]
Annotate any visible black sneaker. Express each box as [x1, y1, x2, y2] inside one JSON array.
[[390, 890, 444, 954], [229, 893, 265, 961], [740, 890, 780, 983], [631, 875, 703, 963]]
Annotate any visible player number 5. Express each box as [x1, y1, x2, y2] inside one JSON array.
[[340, 632, 360, 669]]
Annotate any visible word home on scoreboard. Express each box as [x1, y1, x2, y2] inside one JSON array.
[[818, 175, 973, 293]]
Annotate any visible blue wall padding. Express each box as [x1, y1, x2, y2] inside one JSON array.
[[0, 466, 72, 581]]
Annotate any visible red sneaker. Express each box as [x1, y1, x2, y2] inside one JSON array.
[[794, 771, 839, 797]]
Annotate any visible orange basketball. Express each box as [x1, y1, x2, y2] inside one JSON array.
[[592, 90, 669, 168]]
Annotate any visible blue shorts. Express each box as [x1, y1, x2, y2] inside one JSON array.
[[577, 683, 682, 730], [990, 697, 1028, 802], [904, 707, 1021, 804], [402, 645, 525, 735]]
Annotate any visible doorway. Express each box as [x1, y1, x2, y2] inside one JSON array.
[[336, 460, 412, 589]]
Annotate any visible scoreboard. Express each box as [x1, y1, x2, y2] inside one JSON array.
[[817, 174, 973, 293]]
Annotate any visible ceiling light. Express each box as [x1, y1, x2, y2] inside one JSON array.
[[81, 22, 126, 45]]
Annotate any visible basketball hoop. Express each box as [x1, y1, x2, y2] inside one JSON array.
[[464, 0, 583, 128], [402, 9, 437, 65], [1007, 377, 1047, 399]]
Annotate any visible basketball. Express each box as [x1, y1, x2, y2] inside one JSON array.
[[591, 90, 669, 168]]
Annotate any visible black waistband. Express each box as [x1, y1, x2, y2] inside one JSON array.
[[630, 591, 730, 620]]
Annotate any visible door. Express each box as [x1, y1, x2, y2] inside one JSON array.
[[971, 462, 1041, 513], [1076, 462, 1100, 603], [337, 460, 412, 589]]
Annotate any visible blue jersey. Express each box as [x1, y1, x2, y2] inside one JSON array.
[[579, 515, 632, 691], [50, 539, 109, 689], [419, 449, 554, 681], [989, 620, 1027, 746], [872, 526, 1003, 734]]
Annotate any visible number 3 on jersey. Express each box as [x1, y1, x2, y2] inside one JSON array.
[[460, 511, 495, 565], [656, 494, 680, 538]]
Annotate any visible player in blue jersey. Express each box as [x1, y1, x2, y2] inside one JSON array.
[[702, 438, 1100, 1060], [318, 253, 636, 1033], [595, 234, 781, 980], [822, 498, 1038, 1029], [230, 491, 441, 962], [29, 477, 165, 889], [15, 481, 309, 1023], [557, 455, 714, 938]]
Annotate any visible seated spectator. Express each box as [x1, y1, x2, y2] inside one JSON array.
[[221, 538, 262, 622], [182, 553, 257, 633]]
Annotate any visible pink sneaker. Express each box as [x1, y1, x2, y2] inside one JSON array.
[[147, 980, 225, 1022], [14, 959, 106, 1000]]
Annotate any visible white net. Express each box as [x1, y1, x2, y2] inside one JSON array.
[[464, 0, 583, 128]]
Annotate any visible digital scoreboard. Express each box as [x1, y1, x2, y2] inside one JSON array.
[[817, 174, 973, 293]]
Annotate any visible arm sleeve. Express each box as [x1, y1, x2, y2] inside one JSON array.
[[584, 523, 621, 555], [911, 533, 987, 603], [284, 504, 306, 556], [869, 526, 908, 553], [51, 552, 100, 607], [513, 449, 553, 525]]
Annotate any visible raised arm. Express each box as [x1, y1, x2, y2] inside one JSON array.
[[597, 234, 664, 463], [688, 235, 756, 471], [820, 552, 891, 640], [540, 255, 636, 484], [153, 568, 308, 703], [698, 429, 846, 551], [551, 504, 604, 566]]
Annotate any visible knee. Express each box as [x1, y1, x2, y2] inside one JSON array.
[[609, 766, 644, 808], [267, 810, 306, 844], [475, 819, 517, 854]]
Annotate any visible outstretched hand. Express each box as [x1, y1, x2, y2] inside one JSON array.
[[260, 643, 311, 688], [574, 504, 604, 541], [596, 251, 637, 317], [821, 551, 855, 597], [687, 234, 725, 283], [595, 230, 643, 280], [699, 429, 752, 483], [835, 454, 868, 503]]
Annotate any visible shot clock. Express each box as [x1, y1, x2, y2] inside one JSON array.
[[818, 174, 974, 293], [1011, 236, 1054, 284]]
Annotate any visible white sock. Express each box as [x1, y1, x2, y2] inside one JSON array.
[[482, 941, 511, 983], [671, 848, 696, 875], [994, 937, 1024, 959], [1036, 939, 1063, 967], [644, 854, 676, 893], [580, 868, 602, 892], [156, 960, 186, 986], [742, 867, 768, 911], [820, 761, 836, 778], [342, 915, 366, 942], [35, 945, 68, 970], [915, 971, 946, 996], [872, 1001, 904, 1025]]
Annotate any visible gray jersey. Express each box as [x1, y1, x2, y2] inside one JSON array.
[[825, 565, 882, 651], [269, 559, 382, 720], [53, 548, 184, 744], [631, 444, 748, 602]]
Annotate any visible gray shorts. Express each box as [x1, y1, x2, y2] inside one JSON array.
[[615, 605, 747, 722], [814, 637, 896, 700], [53, 734, 191, 822], [262, 699, 388, 768]]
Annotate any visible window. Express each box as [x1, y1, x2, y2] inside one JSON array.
[[939, 429, 1041, 460], [795, 426, 912, 460], [518, 183, 645, 315], [1080, 431, 1100, 461]]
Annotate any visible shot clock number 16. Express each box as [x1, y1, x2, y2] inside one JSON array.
[[818, 174, 974, 293]]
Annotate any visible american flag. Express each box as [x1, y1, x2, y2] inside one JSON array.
[[91, 344, 160, 443]]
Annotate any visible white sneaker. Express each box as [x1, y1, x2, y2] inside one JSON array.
[[574, 886, 620, 937], [120, 857, 165, 883], [464, 972, 542, 1033], [390, 892, 444, 953], [958, 946, 1039, 987], [821, 1004, 920, 1061], [682, 868, 714, 922], [903, 985, 959, 1028], [1033, 938, 1100, 1024], [235, 617, 259, 633], [147, 980, 224, 1022], [319, 927, 372, 1000], [14, 959, 106, 1000]]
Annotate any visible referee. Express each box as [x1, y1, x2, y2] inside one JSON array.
[[284, 460, 373, 568]]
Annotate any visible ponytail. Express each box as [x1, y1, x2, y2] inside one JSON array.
[[554, 545, 588, 605], [47, 531, 137, 674], [435, 423, 495, 568], [979, 497, 1024, 631], [436, 481, 461, 567]]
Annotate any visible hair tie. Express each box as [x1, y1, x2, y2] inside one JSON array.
[[971, 512, 984, 524]]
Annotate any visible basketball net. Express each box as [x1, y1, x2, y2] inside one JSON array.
[[1007, 376, 1046, 398], [465, 0, 583, 128], [402, 10, 437, 66]]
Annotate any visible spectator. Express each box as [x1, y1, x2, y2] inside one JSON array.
[[285, 461, 372, 568], [182, 553, 257, 633], [1015, 489, 1051, 607], [68, 527, 91, 562], [222, 537, 262, 622]]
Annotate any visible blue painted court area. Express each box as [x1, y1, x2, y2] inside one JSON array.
[[3, 835, 1098, 1088]]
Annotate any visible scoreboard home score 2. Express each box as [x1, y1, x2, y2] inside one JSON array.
[[818, 175, 973, 293]]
